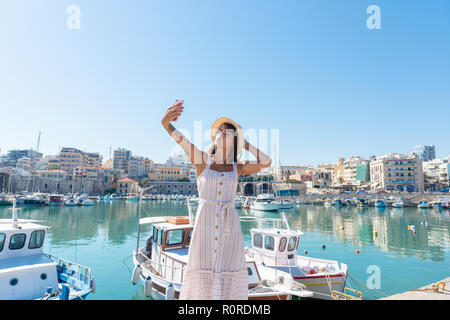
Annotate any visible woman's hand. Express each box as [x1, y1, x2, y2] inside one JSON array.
[[161, 100, 184, 128]]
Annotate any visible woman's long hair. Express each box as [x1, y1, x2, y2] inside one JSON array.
[[209, 122, 238, 163]]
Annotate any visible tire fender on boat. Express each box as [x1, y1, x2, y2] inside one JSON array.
[[166, 283, 174, 300], [144, 276, 153, 297], [132, 264, 141, 285], [91, 277, 96, 294]]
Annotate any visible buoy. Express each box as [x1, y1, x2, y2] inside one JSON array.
[[341, 226, 345, 230], [91, 277, 96, 294], [144, 276, 153, 297], [374, 231, 378, 237], [304, 250, 308, 255], [166, 283, 175, 300], [131, 264, 141, 285], [322, 244, 326, 250], [355, 250, 360, 254]]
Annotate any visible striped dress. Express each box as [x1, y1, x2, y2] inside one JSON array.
[[179, 155, 248, 300]]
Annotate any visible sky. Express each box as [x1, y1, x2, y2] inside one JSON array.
[[1, 0, 449, 166]]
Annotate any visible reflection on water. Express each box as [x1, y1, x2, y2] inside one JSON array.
[[281, 205, 450, 262], [1, 201, 449, 299]]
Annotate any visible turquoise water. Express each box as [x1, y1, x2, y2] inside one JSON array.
[[1, 201, 449, 300]]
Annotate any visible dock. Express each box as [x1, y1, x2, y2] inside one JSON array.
[[380, 278, 450, 300]]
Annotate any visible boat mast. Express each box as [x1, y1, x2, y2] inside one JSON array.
[[31, 131, 41, 194]]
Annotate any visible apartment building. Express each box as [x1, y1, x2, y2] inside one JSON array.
[[369, 153, 424, 192]]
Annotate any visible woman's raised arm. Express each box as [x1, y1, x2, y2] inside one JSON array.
[[237, 140, 272, 176], [161, 101, 207, 173]]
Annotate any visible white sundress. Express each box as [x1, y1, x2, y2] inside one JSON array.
[[179, 156, 248, 300]]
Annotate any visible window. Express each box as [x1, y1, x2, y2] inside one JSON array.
[[9, 234, 26, 250], [0, 233, 5, 252], [296, 237, 300, 250], [166, 230, 185, 245], [288, 237, 297, 251], [158, 229, 163, 245], [279, 237, 287, 252], [187, 230, 192, 242], [152, 226, 158, 243], [247, 267, 253, 276], [29, 230, 45, 249], [265, 236, 274, 251], [253, 234, 262, 248]]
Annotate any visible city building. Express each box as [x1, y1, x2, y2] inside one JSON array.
[[116, 178, 138, 195], [113, 148, 132, 173], [369, 153, 424, 192], [148, 166, 186, 181], [147, 181, 198, 195], [413, 145, 436, 162], [343, 157, 367, 185], [2, 149, 42, 168], [58, 147, 102, 173], [423, 155, 450, 191], [355, 163, 370, 187]]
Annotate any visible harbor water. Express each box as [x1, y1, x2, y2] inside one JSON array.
[[1, 200, 449, 300]]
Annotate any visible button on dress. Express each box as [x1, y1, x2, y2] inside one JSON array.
[[179, 156, 248, 300]]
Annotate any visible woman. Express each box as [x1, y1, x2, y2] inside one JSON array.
[[161, 100, 272, 300]]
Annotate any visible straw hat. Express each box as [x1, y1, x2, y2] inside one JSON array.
[[210, 117, 245, 156]]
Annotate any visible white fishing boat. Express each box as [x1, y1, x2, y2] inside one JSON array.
[[418, 201, 431, 209], [64, 198, 77, 206], [392, 198, 404, 208], [251, 194, 280, 212], [246, 213, 349, 300], [0, 201, 95, 300], [130, 198, 313, 300]]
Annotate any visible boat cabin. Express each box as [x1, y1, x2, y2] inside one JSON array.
[[250, 228, 303, 267], [136, 216, 262, 297], [0, 217, 59, 299]]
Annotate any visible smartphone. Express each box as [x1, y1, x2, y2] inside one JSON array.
[[174, 99, 184, 121]]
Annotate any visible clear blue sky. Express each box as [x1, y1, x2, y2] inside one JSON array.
[[1, 0, 449, 165]]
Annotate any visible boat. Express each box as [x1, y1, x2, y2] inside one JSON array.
[[250, 194, 280, 212], [356, 199, 368, 208], [235, 197, 243, 209], [64, 198, 78, 206], [0, 194, 14, 206], [332, 199, 344, 207], [418, 201, 431, 209], [0, 201, 95, 300], [375, 199, 387, 207], [246, 213, 349, 300], [131, 204, 313, 300], [82, 199, 94, 206], [127, 194, 140, 202], [49, 194, 65, 206], [431, 201, 443, 209], [392, 198, 404, 208], [278, 199, 294, 209]]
